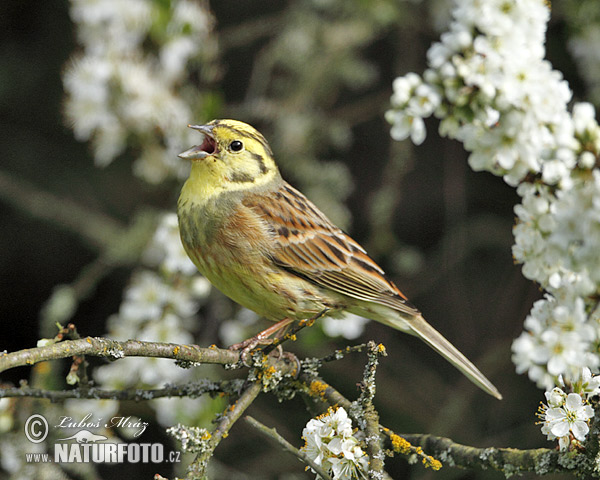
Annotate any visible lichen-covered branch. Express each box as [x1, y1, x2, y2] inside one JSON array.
[[185, 380, 263, 479], [296, 367, 597, 477], [400, 433, 597, 477], [359, 342, 387, 478], [3, 336, 597, 477], [0, 379, 244, 402], [0, 337, 240, 375]]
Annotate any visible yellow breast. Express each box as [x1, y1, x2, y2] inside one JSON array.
[[178, 190, 336, 321]]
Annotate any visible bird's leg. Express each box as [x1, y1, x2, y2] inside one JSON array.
[[229, 310, 330, 366], [229, 317, 295, 354], [269, 308, 331, 351], [261, 309, 330, 373]]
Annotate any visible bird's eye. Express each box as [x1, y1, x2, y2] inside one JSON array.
[[229, 140, 244, 152]]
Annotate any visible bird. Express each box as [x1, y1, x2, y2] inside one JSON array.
[[177, 119, 502, 399]]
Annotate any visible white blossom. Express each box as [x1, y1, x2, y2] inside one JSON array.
[[579, 367, 600, 397], [388, 0, 600, 387], [539, 389, 595, 451], [64, 0, 217, 183], [300, 407, 369, 479]]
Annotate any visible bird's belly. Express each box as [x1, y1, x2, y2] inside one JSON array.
[[178, 201, 344, 321], [187, 248, 337, 322]]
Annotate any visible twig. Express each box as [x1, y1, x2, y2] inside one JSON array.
[[0, 379, 244, 402], [359, 342, 386, 478], [298, 371, 353, 414], [186, 381, 263, 479], [262, 309, 331, 357], [244, 415, 333, 480], [59, 324, 90, 388], [4, 336, 596, 477], [380, 428, 441, 471], [298, 372, 596, 477], [318, 343, 368, 363]]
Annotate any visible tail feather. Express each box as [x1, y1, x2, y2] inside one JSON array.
[[392, 314, 502, 400]]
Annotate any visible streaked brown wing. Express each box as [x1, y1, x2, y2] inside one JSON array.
[[242, 182, 419, 316]]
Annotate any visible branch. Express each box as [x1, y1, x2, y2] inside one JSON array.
[[186, 380, 263, 479], [4, 337, 595, 477], [359, 342, 387, 478], [0, 379, 245, 402], [0, 337, 240, 375], [297, 370, 592, 476], [244, 415, 333, 480], [399, 433, 590, 476]]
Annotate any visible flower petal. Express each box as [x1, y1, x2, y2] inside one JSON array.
[[550, 420, 570, 438], [571, 421, 589, 441]]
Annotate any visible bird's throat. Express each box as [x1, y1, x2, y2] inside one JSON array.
[[179, 161, 229, 209]]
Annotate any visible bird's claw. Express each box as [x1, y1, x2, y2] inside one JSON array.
[[229, 335, 276, 366]]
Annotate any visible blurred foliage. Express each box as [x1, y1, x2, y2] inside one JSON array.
[[0, 0, 597, 478]]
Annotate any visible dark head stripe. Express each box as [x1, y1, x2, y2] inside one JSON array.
[[223, 126, 274, 157]]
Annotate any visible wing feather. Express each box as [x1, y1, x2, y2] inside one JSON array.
[[242, 182, 419, 317]]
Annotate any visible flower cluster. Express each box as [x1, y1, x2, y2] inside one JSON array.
[[509, 106, 600, 388], [538, 368, 599, 451], [512, 295, 599, 389], [386, 0, 600, 388], [63, 0, 218, 183], [386, 0, 572, 186], [300, 407, 369, 480]]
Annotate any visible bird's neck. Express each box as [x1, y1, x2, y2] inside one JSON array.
[[179, 162, 227, 209], [179, 161, 281, 211]]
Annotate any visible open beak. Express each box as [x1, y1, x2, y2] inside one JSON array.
[[178, 124, 217, 160]]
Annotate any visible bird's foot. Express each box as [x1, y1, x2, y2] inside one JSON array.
[[228, 317, 295, 366]]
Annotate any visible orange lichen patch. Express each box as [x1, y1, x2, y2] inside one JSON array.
[[308, 380, 328, 399], [208, 344, 217, 349], [424, 457, 442, 471], [386, 430, 442, 471], [390, 433, 412, 455], [86, 337, 92, 344], [299, 317, 316, 328], [376, 343, 386, 355], [173, 346, 181, 355]]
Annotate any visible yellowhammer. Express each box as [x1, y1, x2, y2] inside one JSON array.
[[177, 119, 501, 399]]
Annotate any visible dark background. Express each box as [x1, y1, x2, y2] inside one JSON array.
[[0, 0, 592, 478]]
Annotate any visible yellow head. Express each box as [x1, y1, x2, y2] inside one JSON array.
[[179, 120, 279, 199]]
